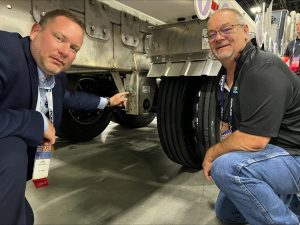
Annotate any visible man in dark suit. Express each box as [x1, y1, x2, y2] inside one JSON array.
[[0, 9, 128, 225]]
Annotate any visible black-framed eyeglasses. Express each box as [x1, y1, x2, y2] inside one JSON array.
[[203, 24, 244, 41]]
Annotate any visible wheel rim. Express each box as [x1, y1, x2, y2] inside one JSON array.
[[68, 77, 108, 125], [68, 109, 106, 125]]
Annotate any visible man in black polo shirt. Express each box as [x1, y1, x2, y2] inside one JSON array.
[[283, 20, 300, 75], [202, 8, 300, 224]]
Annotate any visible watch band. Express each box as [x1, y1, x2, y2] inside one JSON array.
[[106, 97, 111, 107]]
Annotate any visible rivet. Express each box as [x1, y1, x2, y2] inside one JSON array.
[[102, 4, 108, 11], [90, 25, 96, 32]]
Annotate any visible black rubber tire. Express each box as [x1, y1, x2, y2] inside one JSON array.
[[58, 75, 116, 142], [157, 76, 218, 168], [194, 76, 220, 158], [113, 110, 156, 128], [59, 109, 112, 142]]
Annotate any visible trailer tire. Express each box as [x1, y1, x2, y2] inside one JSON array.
[[113, 110, 156, 128], [59, 108, 113, 142], [157, 76, 218, 168], [57, 75, 116, 142]]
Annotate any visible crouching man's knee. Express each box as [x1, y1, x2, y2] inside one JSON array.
[[210, 153, 238, 188], [0, 136, 28, 180]]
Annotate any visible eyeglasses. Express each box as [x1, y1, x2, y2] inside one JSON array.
[[204, 24, 244, 41]]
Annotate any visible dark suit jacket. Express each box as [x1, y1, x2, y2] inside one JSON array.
[[0, 31, 100, 147]]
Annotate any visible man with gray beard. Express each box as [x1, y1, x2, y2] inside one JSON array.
[[202, 8, 300, 225]]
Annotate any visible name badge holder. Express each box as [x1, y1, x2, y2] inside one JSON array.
[[290, 57, 300, 73], [32, 89, 54, 188]]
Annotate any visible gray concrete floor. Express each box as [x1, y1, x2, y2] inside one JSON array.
[[26, 119, 222, 225]]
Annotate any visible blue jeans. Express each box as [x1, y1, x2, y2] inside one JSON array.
[[211, 144, 300, 225]]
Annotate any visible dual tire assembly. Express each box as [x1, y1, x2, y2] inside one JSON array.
[[59, 74, 218, 169]]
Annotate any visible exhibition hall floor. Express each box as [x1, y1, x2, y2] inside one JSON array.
[[26, 119, 222, 225]]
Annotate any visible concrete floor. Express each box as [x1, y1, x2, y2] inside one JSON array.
[[26, 119, 222, 225]]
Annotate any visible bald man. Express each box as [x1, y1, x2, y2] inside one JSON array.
[[283, 20, 300, 75], [203, 8, 300, 224]]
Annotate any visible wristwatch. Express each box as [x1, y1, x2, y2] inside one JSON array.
[[106, 97, 111, 107]]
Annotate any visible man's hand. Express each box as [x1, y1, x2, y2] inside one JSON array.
[[202, 146, 216, 182], [202, 131, 270, 182], [43, 120, 56, 145], [109, 92, 129, 107]]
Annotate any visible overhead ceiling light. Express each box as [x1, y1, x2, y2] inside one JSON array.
[[250, 6, 262, 14]]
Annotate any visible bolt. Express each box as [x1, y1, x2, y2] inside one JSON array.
[[90, 0, 95, 5], [90, 25, 96, 32], [6, 4, 12, 9], [102, 4, 108, 11]]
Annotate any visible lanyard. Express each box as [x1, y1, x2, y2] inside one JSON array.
[[33, 88, 54, 188], [46, 89, 54, 124], [292, 39, 297, 58], [219, 74, 236, 130], [36, 89, 54, 124]]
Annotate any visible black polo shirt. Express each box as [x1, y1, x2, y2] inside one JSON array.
[[218, 42, 300, 155], [284, 38, 300, 58]]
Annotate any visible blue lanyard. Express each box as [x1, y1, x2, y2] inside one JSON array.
[[219, 74, 236, 130]]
